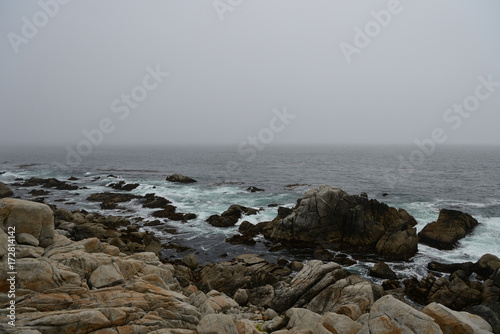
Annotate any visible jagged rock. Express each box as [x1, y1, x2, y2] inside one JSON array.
[[108, 180, 140, 191], [247, 186, 264, 192], [197, 254, 291, 296], [307, 275, 383, 315], [30, 189, 50, 196], [382, 279, 401, 291], [201, 290, 239, 313], [226, 234, 256, 246], [0, 181, 14, 198], [474, 254, 500, 278], [20, 177, 79, 190], [482, 279, 500, 304], [277, 206, 293, 219], [375, 224, 419, 261], [206, 205, 258, 227], [248, 284, 274, 308], [0, 256, 83, 292], [144, 233, 163, 254], [294, 268, 351, 309], [465, 302, 500, 334], [238, 221, 259, 237], [0, 198, 55, 247], [369, 262, 397, 280], [428, 277, 482, 310], [272, 260, 341, 312], [268, 186, 418, 260], [87, 192, 141, 209], [423, 302, 494, 334], [404, 274, 441, 305], [368, 295, 442, 333], [419, 209, 479, 250], [142, 194, 172, 208], [428, 261, 474, 276], [450, 269, 469, 282], [166, 174, 197, 184]]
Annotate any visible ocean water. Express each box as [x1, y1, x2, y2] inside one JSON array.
[[1, 144, 499, 281]]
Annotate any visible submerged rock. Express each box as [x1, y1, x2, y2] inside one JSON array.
[[247, 186, 264, 192], [19, 177, 79, 190], [267, 185, 418, 260], [369, 262, 397, 280], [226, 234, 256, 246], [87, 192, 140, 209], [419, 209, 479, 250], [108, 180, 140, 191], [166, 173, 197, 183], [206, 204, 258, 227], [29, 188, 50, 196]]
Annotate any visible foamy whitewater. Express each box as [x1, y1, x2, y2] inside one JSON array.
[[1, 145, 499, 282]]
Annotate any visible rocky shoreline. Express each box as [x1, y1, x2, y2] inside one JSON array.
[[0, 179, 499, 333]]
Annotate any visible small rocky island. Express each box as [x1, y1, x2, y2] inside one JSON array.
[[0, 181, 499, 333]]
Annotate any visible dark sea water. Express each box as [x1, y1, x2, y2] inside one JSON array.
[[1, 144, 499, 282]]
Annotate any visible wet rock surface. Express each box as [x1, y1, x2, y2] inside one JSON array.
[[206, 204, 258, 227], [0, 183, 498, 333], [419, 208, 479, 250], [266, 185, 418, 260]]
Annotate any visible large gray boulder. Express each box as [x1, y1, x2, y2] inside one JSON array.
[[268, 185, 418, 260], [0, 198, 55, 247], [419, 209, 479, 250], [197, 254, 291, 296], [307, 275, 383, 315], [272, 260, 341, 312], [368, 295, 443, 333], [423, 302, 494, 334]]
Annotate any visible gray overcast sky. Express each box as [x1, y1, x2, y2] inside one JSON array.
[[1, 0, 499, 146]]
